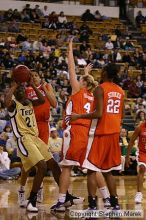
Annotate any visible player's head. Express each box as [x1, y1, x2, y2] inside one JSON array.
[[14, 85, 26, 102], [31, 71, 41, 86], [79, 75, 97, 92], [101, 63, 119, 82]]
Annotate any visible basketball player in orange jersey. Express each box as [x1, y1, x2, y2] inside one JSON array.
[[126, 121, 146, 204], [68, 63, 125, 210], [18, 72, 83, 207], [51, 38, 110, 211]]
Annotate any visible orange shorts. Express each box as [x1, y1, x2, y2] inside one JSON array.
[[37, 122, 49, 145], [60, 125, 90, 167], [137, 151, 146, 168], [86, 133, 121, 172]]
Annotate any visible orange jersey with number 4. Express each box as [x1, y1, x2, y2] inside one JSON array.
[[65, 88, 94, 127], [95, 82, 124, 135]]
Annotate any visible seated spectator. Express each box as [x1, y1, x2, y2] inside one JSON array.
[[94, 10, 102, 21], [30, 9, 40, 23], [34, 5, 43, 17], [122, 52, 131, 63], [21, 40, 32, 51], [136, 11, 145, 26], [21, 9, 30, 22], [48, 11, 58, 29], [58, 11, 67, 29], [16, 31, 27, 44], [6, 136, 21, 164], [105, 39, 114, 50], [128, 79, 141, 98], [8, 20, 19, 33], [141, 81, 146, 98], [2, 52, 14, 69], [136, 75, 143, 88], [0, 132, 8, 148], [136, 103, 146, 114], [4, 9, 13, 21], [57, 120, 63, 138], [42, 17, 50, 29], [113, 49, 122, 62], [49, 127, 62, 163], [4, 124, 13, 139], [80, 41, 90, 54], [0, 144, 21, 180], [79, 23, 92, 42], [122, 38, 134, 50], [32, 39, 43, 51], [81, 9, 96, 21], [135, 110, 145, 126], [42, 5, 49, 17], [12, 9, 21, 21], [0, 120, 7, 134]]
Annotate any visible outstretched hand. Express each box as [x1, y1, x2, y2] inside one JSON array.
[[84, 63, 93, 75], [65, 113, 80, 124]]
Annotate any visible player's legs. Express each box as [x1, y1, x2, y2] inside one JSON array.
[[87, 170, 110, 209], [18, 167, 29, 207], [27, 160, 47, 212], [103, 172, 119, 208], [135, 165, 145, 204]]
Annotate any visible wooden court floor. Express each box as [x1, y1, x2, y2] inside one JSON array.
[[0, 176, 146, 220]]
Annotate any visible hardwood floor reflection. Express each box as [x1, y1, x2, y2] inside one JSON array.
[[0, 176, 146, 220]]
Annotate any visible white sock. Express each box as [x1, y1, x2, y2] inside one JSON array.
[[19, 186, 25, 192], [58, 193, 66, 203], [99, 187, 110, 199]]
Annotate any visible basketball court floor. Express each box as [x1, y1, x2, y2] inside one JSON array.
[[0, 176, 146, 220]]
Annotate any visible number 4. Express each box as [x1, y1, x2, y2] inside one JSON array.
[[84, 103, 91, 113]]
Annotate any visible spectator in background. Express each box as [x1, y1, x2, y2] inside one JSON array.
[[81, 9, 96, 21], [105, 39, 114, 50], [16, 31, 27, 44], [12, 9, 21, 21], [21, 9, 30, 22], [136, 103, 146, 114], [4, 9, 13, 21], [8, 20, 19, 33], [94, 10, 102, 21], [141, 81, 146, 98], [122, 38, 134, 50], [135, 111, 145, 126], [57, 120, 63, 138], [42, 5, 49, 17], [128, 79, 141, 98], [136, 11, 145, 26], [4, 124, 13, 139], [0, 144, 21, 180], [34, 5, 43, 17], [49, 127, 62, 163], [136, 75, 143, 88], [6, 136, 21, 164], [0, 132, 8, 147], [58, 11, 67, 29], [30, 9, 40, 23], [48, 11, 58, 29]]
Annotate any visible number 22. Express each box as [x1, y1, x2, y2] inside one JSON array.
[[107, 99, 120, 113]]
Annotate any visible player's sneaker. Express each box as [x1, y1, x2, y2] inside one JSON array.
[[18, 190, 26, 207], [27, 202, 38, 212], [135, 192, 143, 204], [50, 201, 66, 212], [88, 196, 97, 210], [37, 187, 43, 203], [64, 194, 85, 207], [103, 197, 111, 208]]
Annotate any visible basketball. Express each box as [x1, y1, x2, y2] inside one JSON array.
[[12, 65, 31, 83]]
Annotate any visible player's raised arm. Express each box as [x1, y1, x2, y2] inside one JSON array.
[[68, 37, 80, 94], [125, 126, 141, 167], [30, 78, 45, 106], [42, 82, 57, 108], [4, 82, 17, 112]]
